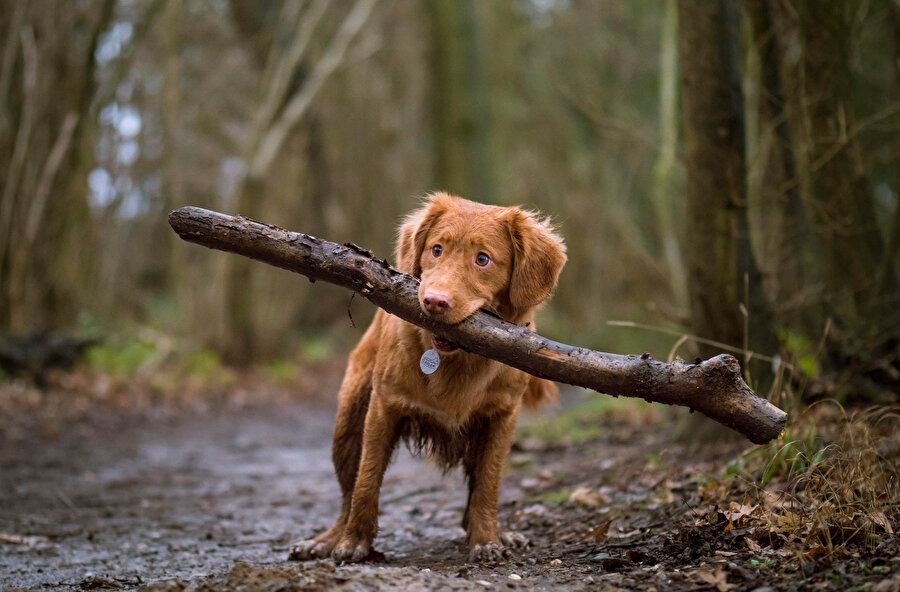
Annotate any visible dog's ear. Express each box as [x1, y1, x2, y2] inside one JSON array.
[[506, 208, 567, 311], [395, 193, 453, 277]]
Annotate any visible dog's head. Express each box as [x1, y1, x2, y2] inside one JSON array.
[[395, 193, 566, 350]]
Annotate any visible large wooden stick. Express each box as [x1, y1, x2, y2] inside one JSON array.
[[169, 207, 787, 444]]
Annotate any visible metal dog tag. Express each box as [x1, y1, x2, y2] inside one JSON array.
[[419, 348, 440, 374]]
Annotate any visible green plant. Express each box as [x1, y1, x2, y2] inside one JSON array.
[[779, 330, 820, 379]]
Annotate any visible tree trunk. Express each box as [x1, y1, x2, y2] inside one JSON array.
[[744, 0, 816, 335], [169, 206, 787, 444], [770, 0, 897, 348], [677, 0, 778, 374], [652, 0, 688, 309], [881, 0, 900, 300], [425, 0, 492, 201]]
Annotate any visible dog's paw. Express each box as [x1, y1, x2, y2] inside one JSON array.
[[288, 538, 333, 561], [331, 535, 374, 564], [499, 531, 530, 550], [468, 541, 511, 563]]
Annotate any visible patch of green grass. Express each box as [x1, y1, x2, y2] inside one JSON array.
[[87, 339, 158, 376], [738, 422, 828, 486], [185, 348, 222, 377], [267, 358, 299, 384], [299, 337, 331, 363], [507, 453, 534, 469], [724, 455, 746, 477], [528, 489, 573, 504], [518, 391, 652, 443]]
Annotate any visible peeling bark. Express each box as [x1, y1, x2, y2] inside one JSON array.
[[169, 206, 787, 444]]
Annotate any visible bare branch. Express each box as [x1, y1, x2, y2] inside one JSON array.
[[248, 0, 378, 179], [27, 112, 79, 243], [0, 26, 38, 246], [253, 0, 330, 142]]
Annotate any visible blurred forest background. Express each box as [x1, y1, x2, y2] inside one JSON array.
[[1, 0, 899, 402]]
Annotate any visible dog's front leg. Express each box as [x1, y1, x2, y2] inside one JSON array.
[[331, 393, 399, 563], [465, 409, 520, 562]]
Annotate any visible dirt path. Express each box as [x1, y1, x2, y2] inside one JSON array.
[[1, 391, 896, 591], [2, 401, 467, 588]]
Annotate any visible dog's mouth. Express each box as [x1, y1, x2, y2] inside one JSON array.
[[431, 335, 459, 353]]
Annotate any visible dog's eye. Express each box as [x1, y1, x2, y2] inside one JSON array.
[[432, 245, 443, 257], [475, 253, 491, 267]]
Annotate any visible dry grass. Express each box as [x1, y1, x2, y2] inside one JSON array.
[[728, 403, 899, 559]]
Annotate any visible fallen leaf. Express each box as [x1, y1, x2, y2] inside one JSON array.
[[803, 544, 828, 560], [699, 480, 726, 500], [744, 537, 762, 553], [870, 511, 894, 535], [723, 501, 759, 524], [569, 487, 605, 507], [696, 567, 734, 592], [586, 521, 611, 542]]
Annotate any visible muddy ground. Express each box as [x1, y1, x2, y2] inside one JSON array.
[[1, 373, 897, 592]]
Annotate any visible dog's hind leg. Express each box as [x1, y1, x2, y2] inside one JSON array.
[[289, 317, 380, 560]]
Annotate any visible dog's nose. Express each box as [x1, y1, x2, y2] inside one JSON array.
[[422, 291, 451, 314]]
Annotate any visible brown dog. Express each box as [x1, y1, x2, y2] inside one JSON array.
[[289, 192, 566, 563]]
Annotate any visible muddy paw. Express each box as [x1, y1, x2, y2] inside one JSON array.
[[468, 541, 511, 563], [499, 531, 530, 549], [288, 538, 333, 561], [331, 536, 374, 564]]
